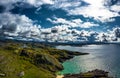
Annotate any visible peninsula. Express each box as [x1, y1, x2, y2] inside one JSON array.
[[0, 40, 88, 78]]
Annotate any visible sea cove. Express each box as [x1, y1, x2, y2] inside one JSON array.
[[56, 44, 120, 78]]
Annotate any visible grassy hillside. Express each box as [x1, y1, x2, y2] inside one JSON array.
[[0, 40, 88, 78]]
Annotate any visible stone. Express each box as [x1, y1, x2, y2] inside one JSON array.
[[19, 71, 25, 77], [0, 73, 6, 77]]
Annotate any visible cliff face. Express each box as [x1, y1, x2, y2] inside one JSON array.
[[0, 40, 87, 78]]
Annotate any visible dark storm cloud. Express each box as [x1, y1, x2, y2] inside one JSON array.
[[1, 23, 17, 33]]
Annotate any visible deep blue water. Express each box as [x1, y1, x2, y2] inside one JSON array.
[[56, 44, 120, 77]]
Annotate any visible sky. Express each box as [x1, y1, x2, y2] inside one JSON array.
[[0, 0, 120, 43]]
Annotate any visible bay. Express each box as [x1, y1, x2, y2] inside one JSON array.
[[56, 44, 120, 77]]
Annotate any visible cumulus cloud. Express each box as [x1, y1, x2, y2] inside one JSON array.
[[0, 0, 120, 43], [1, 0, 119, 23], [0, 0, 55, 12], [52, 0, 81, 9], [94, 27, 120, 42], [113, 27, 120, 38], [0, 12, 40, 38], [47, 17, 99, 28], [49, 0, 120, 23], [68, 4, 119, 22], [23, 0, 54, 7], [110, 4, 120, 12], [0, 12, 119, 43], [47, 27, 120, 42]]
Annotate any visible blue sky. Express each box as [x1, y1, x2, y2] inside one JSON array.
[[0, 0, 120, 42]]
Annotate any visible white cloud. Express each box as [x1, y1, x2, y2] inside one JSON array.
[[80, 22, 99, 28], [52, 0, 81, 9], [47, 17, 99, 28], [0, 12, 119, 43], [1, 0, 119, 23], [0, 0, 55, 11], [0, 0, 19, 5], [71, 19, 83, 25], [47, 17, 82, 28], [23, 0, 54, 7], [52, 25, 69, 32], [0, 0, 120, 43], [94, 27, 120, 42], [68, 5, 119, 22], [0, 12, 40, 37], [110, 4, 120, 12], [50, 0, 120, 22], [82, 0, 104, 7]]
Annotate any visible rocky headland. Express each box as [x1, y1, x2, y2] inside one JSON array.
[[64, 69, 113, 78], [0, 40, 88, 78]]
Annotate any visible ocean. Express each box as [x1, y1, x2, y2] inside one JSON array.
[[56, 44, 120, 77]]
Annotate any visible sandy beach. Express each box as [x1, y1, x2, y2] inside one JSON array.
[[56, 75, 64, 78]]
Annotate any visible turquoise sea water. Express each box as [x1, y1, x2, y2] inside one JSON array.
[[56, 44, 120, 77]]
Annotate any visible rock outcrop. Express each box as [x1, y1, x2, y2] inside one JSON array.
[[64, 69, 113, 78]]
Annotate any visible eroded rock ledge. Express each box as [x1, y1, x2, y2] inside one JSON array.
[[64, 69, 113, 78]]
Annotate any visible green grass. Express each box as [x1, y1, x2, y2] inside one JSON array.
[[0, 42, 58, 78], [0, 48, 55, 78], [0, 41, 87, 78]]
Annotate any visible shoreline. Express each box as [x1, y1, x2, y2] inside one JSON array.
[[56, 75, 64, 78], [57, 69, 113, 78], [0, 40, 89, 78], [0, 39, 114, 78]]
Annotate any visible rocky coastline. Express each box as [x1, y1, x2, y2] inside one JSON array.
[[0, 40, 89, 78], [63, 69, 113, 78], [0, 40, 113, 78]]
